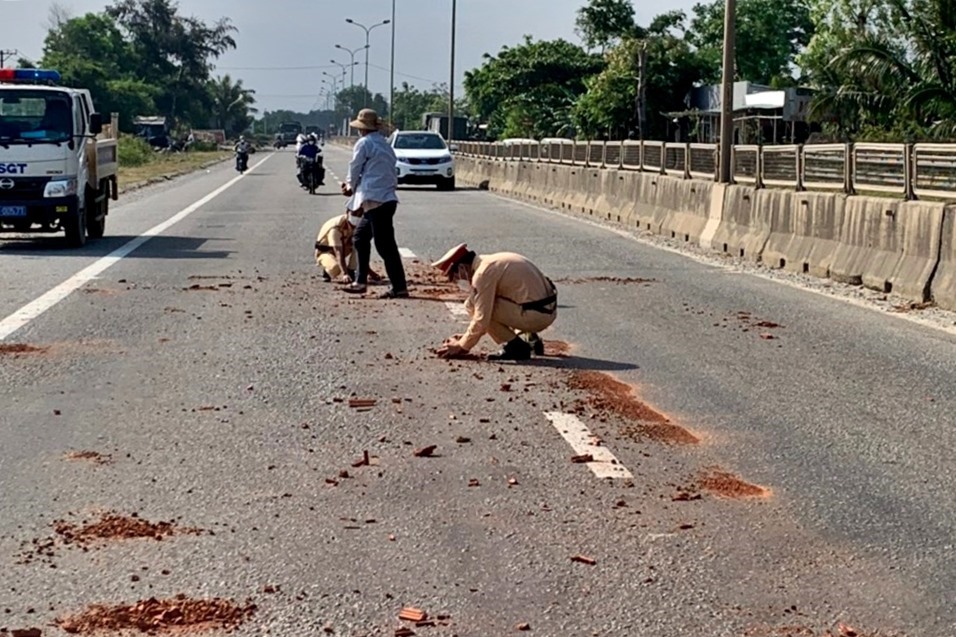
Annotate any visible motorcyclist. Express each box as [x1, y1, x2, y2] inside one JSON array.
[[297, 134, 325, 187], [234, 135, 251, 172]]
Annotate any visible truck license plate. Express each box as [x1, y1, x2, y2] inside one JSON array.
[[0, 206, 26, 217]]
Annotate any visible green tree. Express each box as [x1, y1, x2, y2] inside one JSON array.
[[335, 86, 389, 123], [390, 82, 465, 131], [105, 0, 237, 123], [689, 0, 814, 85], [803, 0, 956, 139], [464, 37, 603, 139], [41, 12, 157, 130], [575, 0, 637, 52], [573, 11, 707, 139], [208, 75, 257, 136]]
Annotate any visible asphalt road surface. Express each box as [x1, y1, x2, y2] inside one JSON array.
[[1, 145, 954, 637]]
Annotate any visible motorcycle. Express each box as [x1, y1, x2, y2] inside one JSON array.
[[235, 150, 249, 173], [299, 155, 325, 195]]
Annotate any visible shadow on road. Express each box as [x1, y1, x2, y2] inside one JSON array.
[[0, 235, 233, 260], [526, 356, 638, 372]]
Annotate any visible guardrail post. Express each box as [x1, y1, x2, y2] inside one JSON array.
[[755, 145, 764, 189], [601, 142, 608, 168], [904, 143, 916, 200], [845, 142, 855, 195], [795, 144, 805, 191], [618, 143, 624, 169], [683, 142, 691, 179], [713, 146, 719, 182], [638, 141, 645, 172]]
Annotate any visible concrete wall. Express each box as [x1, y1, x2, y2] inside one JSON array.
[[456, 156, 956, 307]]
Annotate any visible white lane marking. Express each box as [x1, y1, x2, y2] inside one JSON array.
[[543, 412, 633, 479], [399, 247, 416, 259], [0, 154, 274, 341], [444, 301, 469, 321], [488, 192, 956, 338]]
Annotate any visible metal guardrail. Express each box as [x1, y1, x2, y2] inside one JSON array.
[[454, 140, 956, 199]]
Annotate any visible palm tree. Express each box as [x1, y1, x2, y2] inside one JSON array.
[[809, 0, 956, 139], [209, 75, 257, 136]]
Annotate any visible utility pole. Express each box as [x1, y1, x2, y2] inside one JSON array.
[[718, 0, 736, 183], [0, 49, 19, 68], [635, 41, 647, 140], [448, 0, 457, 142], [346, 18, 391, 108]]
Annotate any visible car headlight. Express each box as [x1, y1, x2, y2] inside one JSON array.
[[395, 155, 409, 163], [44, 178, 77, 198], [438, 154, 453, 163]]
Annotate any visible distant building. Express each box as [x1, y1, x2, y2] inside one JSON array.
[[664, 81, 819, 145]]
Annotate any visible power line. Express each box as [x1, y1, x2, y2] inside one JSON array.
[[0, 49, 19, 68], [217, 64, 339, 71]]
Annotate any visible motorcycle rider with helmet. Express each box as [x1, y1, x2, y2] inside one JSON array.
[[234, 135, 251, 173], [297, 134, 325, 189]]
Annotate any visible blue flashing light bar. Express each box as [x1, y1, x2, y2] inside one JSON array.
[[0, 69, 62, 83]]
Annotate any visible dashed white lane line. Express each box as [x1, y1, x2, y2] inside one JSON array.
[[399, 247, 416, 259], [444, 301, 470, 322], [0, 153, 274, 341], [544, 412, 633, 479]]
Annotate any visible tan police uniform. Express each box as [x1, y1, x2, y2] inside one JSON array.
[[459, 252, 557, 351], [314, 215, 356, 278]]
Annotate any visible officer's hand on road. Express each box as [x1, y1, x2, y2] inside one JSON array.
[[338, 274, 352, 284], [437, 340, 466, 359], [341, 182, 353, 196]]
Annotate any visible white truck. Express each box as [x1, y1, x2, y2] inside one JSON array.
[[0, 68, 118, 247]]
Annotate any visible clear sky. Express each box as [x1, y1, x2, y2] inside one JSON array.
[[0, 0, 697, 112]]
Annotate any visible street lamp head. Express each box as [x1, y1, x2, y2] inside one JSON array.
[[382, 19, 391, 25], [335, 44, 344, 50], [346, 18, 354, 23]]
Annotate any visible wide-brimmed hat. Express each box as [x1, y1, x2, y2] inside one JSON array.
[[350, 108, 382, 131], [432, 243, 470, 275]]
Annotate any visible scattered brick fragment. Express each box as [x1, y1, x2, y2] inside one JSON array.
[[516, 622, 531, 631], [570, 555, 596, 565], [570, 454, 594, 464], [11, 629, 42, 637], [399, 608, 426, 622], [413, 445, 437, 458], [55, 596, 255, 634]]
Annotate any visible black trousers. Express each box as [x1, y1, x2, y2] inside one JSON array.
[[353, 201, 407, 291]]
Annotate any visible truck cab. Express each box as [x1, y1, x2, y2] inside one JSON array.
[[0, 68, 118, 247]]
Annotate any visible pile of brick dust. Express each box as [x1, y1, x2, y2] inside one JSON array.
[[698, 469, 769, 499], [568, 371, 699, 444], [56, 596, 256, 634], [54, 513, 202, 547], [0, 344, 47, 356]]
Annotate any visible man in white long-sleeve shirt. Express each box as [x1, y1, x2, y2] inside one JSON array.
[[340, 109, 409, 299]]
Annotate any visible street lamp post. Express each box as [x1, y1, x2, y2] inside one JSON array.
[[346, 17, 391, 107], [334, 44, 367, 91], [389, 0, 396, 127], [718, 0, 736, 183], [448, 0, 457, 143]]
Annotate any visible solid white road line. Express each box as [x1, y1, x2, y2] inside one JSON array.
[[0, 153, 274, 342], [544, 411, 633, 479], [399, 247, 416, 259]]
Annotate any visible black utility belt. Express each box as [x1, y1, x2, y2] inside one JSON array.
[[520, 294, 558, 314], [314, 243, 335, 254]]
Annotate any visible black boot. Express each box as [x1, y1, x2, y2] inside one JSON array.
[[522, 332, 545, 356], [321, 270, 332, 282], [488, 336, 533, 361]]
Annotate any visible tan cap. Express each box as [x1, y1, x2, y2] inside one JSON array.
[[350, 108, 382, 131], [431, 243, 469, 275]]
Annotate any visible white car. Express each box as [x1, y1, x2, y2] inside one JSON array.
[[389, 131, 456, 190]]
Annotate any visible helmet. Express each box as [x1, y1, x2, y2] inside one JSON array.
[[239, 135, 246, 142], [297, 134, 306, 142], [308, 133, 318, 142]]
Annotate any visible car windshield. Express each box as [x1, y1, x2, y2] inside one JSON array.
[[394, 134, 447, 150], [0, 91, 72, 143]]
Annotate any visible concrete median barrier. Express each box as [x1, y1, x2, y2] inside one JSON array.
[[929, 206, 956, 311], [710, 185, 768, 261], [761, 191, 846, 277], [829, 198, 943, 300], [455, 156, 950, 306]]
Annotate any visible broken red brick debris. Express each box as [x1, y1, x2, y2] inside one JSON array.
[[63, 451, 113, 466], [552, 276, 655, 285], [516, 622, 531, 631], [55, 596, 256, 634], [412, 445, 437, 458], [348, 398, 377, 409], [9, 629, 43, 637], [0, 344, 47, 356], [570, 454, 594, 464], [543, 340, 572, 357], [567, 371, 699, 445], [53, 512, 203, 548], [398, 608, 427, 622], [698, 468, 770, 499], [570, 555, 596, 565], [351, 450, 372, 467]]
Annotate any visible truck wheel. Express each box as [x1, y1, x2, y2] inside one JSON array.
[[88, 198, 107, 239], [65, 207, 87, 247]]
